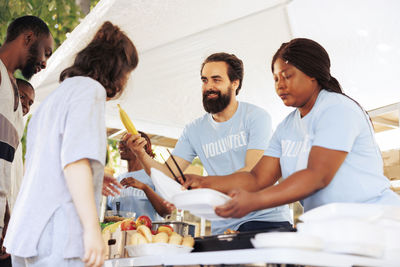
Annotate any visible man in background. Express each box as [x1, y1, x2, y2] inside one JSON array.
[[8, 78, 35, 211], [0, 15, 53, 260], [17, 78, 35, 116], [0, 79, 35, 264]]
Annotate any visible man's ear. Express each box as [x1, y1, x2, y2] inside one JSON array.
[[23, 31, 35, 46], [232, 79, 240, 92]]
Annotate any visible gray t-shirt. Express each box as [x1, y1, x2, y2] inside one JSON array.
[[5, 76, 106, 258]]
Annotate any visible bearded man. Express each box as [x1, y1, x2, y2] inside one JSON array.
[[0, 16, 53, 262], [0, 15, 53, 240], [124, 53, 292, 235]]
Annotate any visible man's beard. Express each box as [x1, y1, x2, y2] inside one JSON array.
[[21, 41, 40, 80], [202, 86, 233, 114]]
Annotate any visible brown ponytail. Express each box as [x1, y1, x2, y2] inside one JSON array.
[[60, 21, 139, 98]]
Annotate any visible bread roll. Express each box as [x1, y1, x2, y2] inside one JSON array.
[[153, 232, 169, 243], [168, 232, 183, 245], [181, 235, 195, 248], [127, 232, 139, 246], [126, 231, 138, 245], [128, 232, 148, 245], [137, 232, 148, 245], [137, 225, 153, 243]]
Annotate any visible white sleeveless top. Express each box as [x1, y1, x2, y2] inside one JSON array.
[[0, 59, 23, 228]]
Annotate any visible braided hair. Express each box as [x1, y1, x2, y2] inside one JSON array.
[[271, 38, 370, 121]]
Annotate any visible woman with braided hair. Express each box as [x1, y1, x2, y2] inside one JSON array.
[[181, 38, 400, 218]]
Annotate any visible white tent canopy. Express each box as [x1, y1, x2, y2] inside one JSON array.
[[30, 0, 400, 141]]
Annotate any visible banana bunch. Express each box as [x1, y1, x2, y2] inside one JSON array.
[[117, 104, 138, 135]]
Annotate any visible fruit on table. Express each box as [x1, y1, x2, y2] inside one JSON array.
[[117, 104, 138, 135], [120, 219, 136, 231], [102, 221, 124, 234], [157, 225, 174, 236], [136, 215, 152, 229]]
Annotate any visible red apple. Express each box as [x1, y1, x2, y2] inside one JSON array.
[[136, 215, 152, 229], [120, 219, 136, 231]]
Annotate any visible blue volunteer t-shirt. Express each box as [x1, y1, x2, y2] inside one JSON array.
[[108, 169, 161, 221], [173, 102, 292, 234], [265, 90, 400, 211]]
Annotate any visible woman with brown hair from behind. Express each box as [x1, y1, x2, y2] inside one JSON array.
[[4, 21, 138, 267]]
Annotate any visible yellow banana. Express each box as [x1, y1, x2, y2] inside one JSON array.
[[104, 166, 115, 176], [117, 104, 138, 135]]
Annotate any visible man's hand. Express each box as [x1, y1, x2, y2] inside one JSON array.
[[123, 133, 147, 157], [102, 174, 123, 197], [181, 174, 205, 189], [82, 227, 106, 267], [120, 177, 146, 190], [162, 200, 177, 214], [0, 236, 10, 260], [215, 188, 258, 218], [0, 202, 10, 260]]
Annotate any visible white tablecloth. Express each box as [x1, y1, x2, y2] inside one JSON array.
[[104, 248, 398, 267]]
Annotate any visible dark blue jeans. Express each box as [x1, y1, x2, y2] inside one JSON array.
[[238, 221, 293, 232]]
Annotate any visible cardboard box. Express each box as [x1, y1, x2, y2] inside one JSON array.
[[382, 149, 400, 167], [384, 165, 400, 180]]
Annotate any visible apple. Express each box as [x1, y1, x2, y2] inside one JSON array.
[[120, 219, 136, 231], [157, 225, 174, 236], [136, 215, 152, 229]]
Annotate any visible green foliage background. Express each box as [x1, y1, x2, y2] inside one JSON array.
[[0, 0, 83, 48], [1, 0, 201, 174], [20, 114, 31, 163], [1, 0, 101, 161]]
